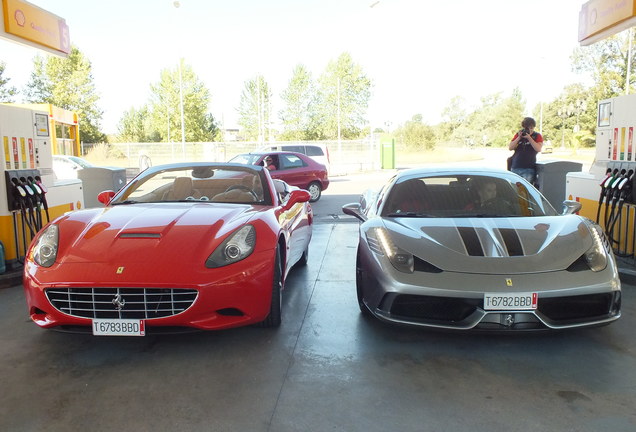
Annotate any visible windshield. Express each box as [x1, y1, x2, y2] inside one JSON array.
[[228, 154, 261, 165], [67, 156, 93, 168], [112, 165, 269, 205], [381, 174, 558, 218]]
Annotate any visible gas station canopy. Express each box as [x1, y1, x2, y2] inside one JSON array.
[[579, 0, 636, 46], [1, 0, 69, 57]]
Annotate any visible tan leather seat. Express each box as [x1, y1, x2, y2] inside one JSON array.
[[165, 177, 194, 200]]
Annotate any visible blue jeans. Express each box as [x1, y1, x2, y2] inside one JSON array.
[[512, 168, 536, 184]]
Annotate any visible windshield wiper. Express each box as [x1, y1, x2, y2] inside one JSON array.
[[112, 200, 139, 205], [386, 212, 434, 218], [459, 213, 519, 218]]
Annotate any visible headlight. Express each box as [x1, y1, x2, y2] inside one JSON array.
[[366, 227, 414, 273], [30, 224, 59, 267], [585, 224, 608, 272], [206, 225, 256, 268]]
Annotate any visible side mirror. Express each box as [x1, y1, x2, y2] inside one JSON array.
[[282, 189, 311, 210], [97, 190, 116, 206], [561, 200, 582, 215], [342, 203, 367, 222]]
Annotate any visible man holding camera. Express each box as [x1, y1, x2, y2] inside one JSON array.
[[508, 117, 543, 183]]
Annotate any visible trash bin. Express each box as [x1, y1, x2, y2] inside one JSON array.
[[380, 137, 395, 169], [78, 167, 127, 208], [535, 160, 583, 209]]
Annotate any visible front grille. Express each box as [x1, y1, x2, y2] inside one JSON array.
[[538, 292, 617, 322], [46, 287, 198, 320], [385, 294, 479, 322]]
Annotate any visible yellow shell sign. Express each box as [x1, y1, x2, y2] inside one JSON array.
[[2, 0, 70, 55]]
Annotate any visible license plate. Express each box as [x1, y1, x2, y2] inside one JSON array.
[[92, 319, 145, 336], [484, 292, 538, 311]]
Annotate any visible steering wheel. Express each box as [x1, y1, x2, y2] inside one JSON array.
[[482, 198, 513, 214], [225, 184, 258, 200]]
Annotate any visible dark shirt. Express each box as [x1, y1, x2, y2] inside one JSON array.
[[511, 132, 543, 169]]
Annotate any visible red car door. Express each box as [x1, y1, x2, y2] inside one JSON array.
[[269, 154, 312, 189]]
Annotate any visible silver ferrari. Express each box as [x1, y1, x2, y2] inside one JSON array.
[[342, 167, 621, 331]]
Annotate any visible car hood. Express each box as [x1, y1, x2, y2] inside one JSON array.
[[383, 216, 596, 274], [55, 203, 260, 265]]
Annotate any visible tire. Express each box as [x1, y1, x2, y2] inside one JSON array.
[[296, 245, 309, 267], [356, 249, 372, 317], [258, 247, 282, 327], [307, 182, 322, 202]]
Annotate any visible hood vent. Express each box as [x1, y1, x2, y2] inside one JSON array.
[[119, 233, 161, 239]]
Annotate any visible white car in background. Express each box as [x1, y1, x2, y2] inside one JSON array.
[[52, 155, 94, 179]]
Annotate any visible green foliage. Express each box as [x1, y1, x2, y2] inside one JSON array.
[[147, 59, 218, 143], [279, 64, 316, 140], [0, 61, 18, 102], [434, 90, 526, 148], [439, 96, 467, 141], [571, 31, 636, 99], [394, 115, 436, 150], [238, 75, 272, 142], [534, 83, 594, 148], [314, 52, 372, 140], [24, 46, 106, 143], [117, 105, 156, 142]]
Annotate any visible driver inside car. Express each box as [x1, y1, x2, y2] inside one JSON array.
[[463, 180, 495, 209]]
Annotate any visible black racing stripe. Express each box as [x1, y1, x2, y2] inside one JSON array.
[[499, 228, 523, 256], [457, 227, 484, 256]]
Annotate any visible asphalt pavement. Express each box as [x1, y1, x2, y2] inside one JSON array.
[[1, 221, 636, 432]]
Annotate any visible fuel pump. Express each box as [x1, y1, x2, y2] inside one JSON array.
[[565, 94, 636, 259], [26, 175, 45, 228], [603, 169, 623, 227], [1, 103, 84, 268], [19, 176, 39, 233], [7, 173, 35, 261], [33, 175, 50, 223], [607, 169, 635, 249], [596, 168, 616, 224]]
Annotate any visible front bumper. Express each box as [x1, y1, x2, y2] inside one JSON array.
[[368, 291, 621, 331], [358, 247, 622, 331], [23, 250, 277, 331]]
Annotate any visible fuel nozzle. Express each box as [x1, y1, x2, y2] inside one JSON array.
[[33, 175, 50, 222]]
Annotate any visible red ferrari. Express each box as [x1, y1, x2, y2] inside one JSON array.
[[23, 163, 313, 335]]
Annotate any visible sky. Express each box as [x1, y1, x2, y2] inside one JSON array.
[[0, 0, 590, 135]]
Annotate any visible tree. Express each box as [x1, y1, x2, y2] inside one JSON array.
[[237, 75, 272, 142], [24, 46, 106, 143], [117, 105, 158, 142], [439, 96, 468, 141], [394, 114, 436, 150], [571, 30, 636, 99], [467, 88, 525, 147], [279, 64, 316, 140], [0, 61, 18, 102], [437, 90, 525, 148], [315, 52, 372, 140], [537, 83, 595, 149], [148, 59, 219, 142]]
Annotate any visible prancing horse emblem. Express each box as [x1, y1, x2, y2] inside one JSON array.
[[506, 278, 513, 287], [112, 294, 126, 310]]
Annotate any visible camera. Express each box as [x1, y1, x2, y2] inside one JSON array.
[[520, 128, 530, 137]]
